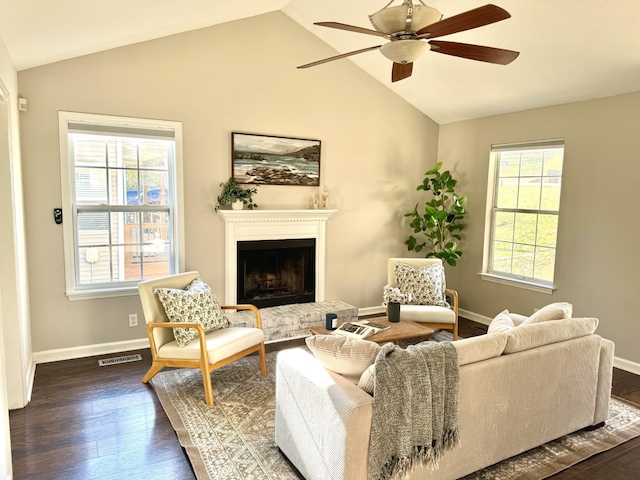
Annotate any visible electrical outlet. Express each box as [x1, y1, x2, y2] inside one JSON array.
[[128, 314, 138, 327]]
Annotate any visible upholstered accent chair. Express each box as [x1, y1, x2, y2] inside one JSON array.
[[387, 258, 459, 340], [138, 271, 267, 405]]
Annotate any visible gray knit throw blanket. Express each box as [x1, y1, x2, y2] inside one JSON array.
[[368, 341, 460, 480]]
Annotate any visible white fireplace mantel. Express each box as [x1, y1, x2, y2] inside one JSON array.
[[217, 209, 337, 305]]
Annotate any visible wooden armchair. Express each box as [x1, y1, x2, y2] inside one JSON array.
[[387, 258, 459, 340], [138, 271, 267, 405]]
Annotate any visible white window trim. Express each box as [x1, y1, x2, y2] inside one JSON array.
[[480, 138, 563, 293], [59, 111, 185, 300]]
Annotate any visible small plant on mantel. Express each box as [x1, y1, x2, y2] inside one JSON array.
[[404, 162, 468, 267], [215, 178, 258, 211]]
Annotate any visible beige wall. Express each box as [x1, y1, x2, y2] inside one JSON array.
[[439, 92, 640, 365], [17, 12, 439, 353]]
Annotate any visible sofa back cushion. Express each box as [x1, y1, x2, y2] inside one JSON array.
[[454, 332, 507, 366], [504, 318, 599, 354], [520, 302, 573, 325]]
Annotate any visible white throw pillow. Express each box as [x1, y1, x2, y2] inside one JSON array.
[[394, 263, 448, 307], [306, 335, 380, 384], [155, 277, 230, 347], [487, 309, 514, 334], [520, 302, 573, 325]]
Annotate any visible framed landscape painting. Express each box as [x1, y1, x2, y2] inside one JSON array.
[[232, 132, 321, 186]]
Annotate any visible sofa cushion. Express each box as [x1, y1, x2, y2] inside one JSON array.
[[305, 335, 380, 384], [520, 302, 573, 325], [155, 277, 230, 347], [504, 317, 599, 354], [357, 364, 375, 394], [453, 332, 508, 366], [394, 263, 448, 306], [487, 309, 514, 333]]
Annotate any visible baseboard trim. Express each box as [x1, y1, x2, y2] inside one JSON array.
[[359, 306, 385, 317], [459, 308, 492, 325], [34, 338, 150, 364], [613, 356, 640, 375]]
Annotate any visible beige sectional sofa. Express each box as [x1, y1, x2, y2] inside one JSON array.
[[274, 317, 614, 480]]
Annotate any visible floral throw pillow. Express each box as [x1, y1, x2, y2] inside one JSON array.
[[394, 263, 449, 307], [155, 277, 230, 347]]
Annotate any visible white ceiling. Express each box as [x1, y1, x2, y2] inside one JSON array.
[[1, 0, 639, 124]]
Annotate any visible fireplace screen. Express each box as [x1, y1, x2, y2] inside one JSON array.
[[237, 238, 316, 308]]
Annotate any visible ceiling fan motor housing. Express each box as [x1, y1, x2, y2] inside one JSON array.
[[369, 0, 442, 35]]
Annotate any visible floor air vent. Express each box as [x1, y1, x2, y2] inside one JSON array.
[[98, 354, 142, 367]]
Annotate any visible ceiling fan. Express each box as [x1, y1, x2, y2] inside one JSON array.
[[298, 1, 520, 82]]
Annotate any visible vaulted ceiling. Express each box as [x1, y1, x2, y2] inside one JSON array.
[[1, 0, 639, 123]]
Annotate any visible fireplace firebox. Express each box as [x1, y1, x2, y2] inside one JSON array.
[[237, 238, 316, 308]]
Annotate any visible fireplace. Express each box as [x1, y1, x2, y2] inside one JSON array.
[[237, 238, 316, 308], [217, 209, 336, 306]]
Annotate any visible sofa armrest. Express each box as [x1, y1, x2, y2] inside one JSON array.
[[275, 347, 373, 480], [594, 337, 615, 424]]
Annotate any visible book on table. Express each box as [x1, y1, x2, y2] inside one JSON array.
[[332, 320, 390, 339]]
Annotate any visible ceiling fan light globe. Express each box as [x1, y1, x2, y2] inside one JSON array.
[[380, 39, 430, 63], [369, 2, 442, 34]]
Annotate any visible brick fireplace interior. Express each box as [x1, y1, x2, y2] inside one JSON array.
[[237, 238, 316, 308]]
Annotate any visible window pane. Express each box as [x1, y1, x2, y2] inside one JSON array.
[[512, 244, 535, 277], [533, 247, 556, 282], [139, 171, 169, 205], [496, 178, 518, 209], [498, 152, 520, 177], [77, 212, 109, 246], [140, 140, 170, 170], [494, 211, 514, 242], [520, 150, 543, 177], [536, 214, 558, 248], [540, 177, 561, 211], [73, 136, 106, 167], [517, 178, 541, 210], [514, 212, 537, 245], [75, 168, 107, 204], [78, 246, 111, 284], [492, 241, 513, 273], [542, 148, 564, 176]]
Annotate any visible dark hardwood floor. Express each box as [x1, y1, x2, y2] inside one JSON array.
[[9, 318, 640, 479]]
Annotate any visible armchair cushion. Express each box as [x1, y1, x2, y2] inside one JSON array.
[[305, 335, 380, 384], [399, 304, 456, 324], [394, 263, 448, 307], [155, 277, 230, 347]]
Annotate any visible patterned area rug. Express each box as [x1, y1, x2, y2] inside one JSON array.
[[152, 343, 640, 480]]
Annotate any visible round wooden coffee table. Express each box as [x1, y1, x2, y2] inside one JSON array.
[[309, 316, 434, 344]]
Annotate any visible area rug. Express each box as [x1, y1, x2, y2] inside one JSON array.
[[152, 348, 640, 480]]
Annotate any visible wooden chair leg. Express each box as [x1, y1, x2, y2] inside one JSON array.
[[453, 321, 459, 340], [142, 363, 164, 383], [258, 343, 268, 376], [202, 367, 215, 406]]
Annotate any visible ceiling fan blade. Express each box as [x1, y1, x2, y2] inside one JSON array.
[[429, 40, 519, 65], [314, 22, 389, 38], [416, 4, 511, 39], [297, 45, 382, 69], [392, 62, 413, 82]]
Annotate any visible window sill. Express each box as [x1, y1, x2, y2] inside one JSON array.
[[479, 273, 555, 294], [66, 286, 139, 301]]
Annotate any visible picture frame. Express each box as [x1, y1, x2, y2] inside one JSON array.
[[232, 132, 321, 186]]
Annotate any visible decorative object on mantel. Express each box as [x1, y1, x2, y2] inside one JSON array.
[[214, 177, 258, 211], [321, 186, 329, 208], [232, 132, 321, 186], [405, 162, 468, 266], [383, 284, 412, 322]]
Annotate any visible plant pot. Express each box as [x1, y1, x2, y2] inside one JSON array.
[[388, 302, 400, 323], [231, 200, 244, 210]]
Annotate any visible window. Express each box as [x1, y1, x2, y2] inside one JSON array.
[[59, 112, 184, 299], [482, 139, 564, 292]]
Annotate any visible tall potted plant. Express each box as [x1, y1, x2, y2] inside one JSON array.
[[215, 178, 258, 211], [404, 162, 468, 266]]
